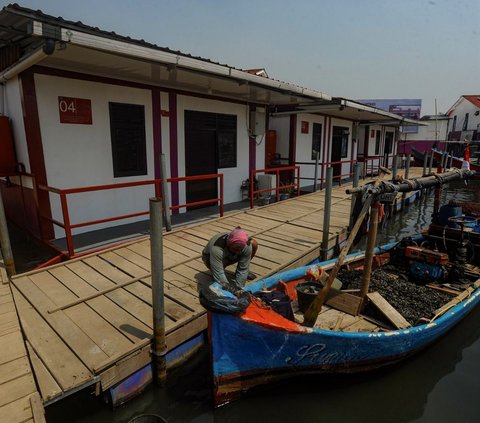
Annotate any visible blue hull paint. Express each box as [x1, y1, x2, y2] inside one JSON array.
[[109, 333, 205, 407], [210, 242, 480, 404], [212, 289, 480, 378]]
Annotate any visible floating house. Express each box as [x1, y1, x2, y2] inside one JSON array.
[[268, 97, 414, 187], [0, 4, 418, 256]]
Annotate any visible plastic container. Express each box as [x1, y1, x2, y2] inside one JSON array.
[[462, 216, 478, 229], [295, 282, 322, 313]]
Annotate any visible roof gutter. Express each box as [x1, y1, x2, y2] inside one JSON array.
[[342, 99, 411, 122], [340, 99, 426, 126], [0, 41, 54, 82], [29, 21, 331, 102]]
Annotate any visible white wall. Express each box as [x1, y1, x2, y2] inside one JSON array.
[[331, 118, 354, 180], [254, 132, 266, 172], [4, 77, 30, 175], [33, 76, 259, 237], [357, 125, 366, 156], [366, 125, 382, 157], [448, 98, 480, 135], [295, 114, 325, 188], [363, 125, 399, 168], [35, 74, 155, 237], [405, 119, 449, 142], [270, 114, 357, 187], [269, 115, 290, 160], [176, 95, 252, 205]]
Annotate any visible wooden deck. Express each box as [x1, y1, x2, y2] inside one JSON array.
[[0, 253, 46, 423], [5, 168, 424, 407]]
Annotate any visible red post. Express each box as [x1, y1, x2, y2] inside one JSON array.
[[250, 170, 254, 209], [276, 169, 280, 202], [60, 192, 75, 258]]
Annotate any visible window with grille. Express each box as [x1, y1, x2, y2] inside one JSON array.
[[109, 102, 147, 177]]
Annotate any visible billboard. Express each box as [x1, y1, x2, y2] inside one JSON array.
[[357, 99, 422, 133]]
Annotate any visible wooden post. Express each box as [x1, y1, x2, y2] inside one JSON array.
[[405, 153, 411, 179], [348, 163, 361, 231], [392, 155, 398, 180], [303, 168, 391, 327], [402, 154, 411, 209], [422, 152, 428, 176], [150, 197, 167, 386], [433, 183, 442, 223], [0, 190, 15, 277], [428, 151, 434, 174], [321, 167, 333, 260], [359, 199, 380, 304], [440, 152, 446, 169]]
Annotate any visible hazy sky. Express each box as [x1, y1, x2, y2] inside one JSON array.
[[2, 0, 478, 115]]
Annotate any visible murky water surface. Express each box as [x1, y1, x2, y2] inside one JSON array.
[[47, 180, 480, 423]]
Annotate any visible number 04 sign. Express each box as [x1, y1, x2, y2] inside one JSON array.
[[58, 96, 92, 124]]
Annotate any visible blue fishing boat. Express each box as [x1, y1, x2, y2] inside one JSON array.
[[205, 168, 480, 407], [208, 242, 480, 407]]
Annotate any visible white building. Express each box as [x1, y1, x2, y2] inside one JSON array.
[[446, 95, 480, 141], [0, 4, 416, 254], [269, 98, 410, 186], [400, 115, 450, 154]]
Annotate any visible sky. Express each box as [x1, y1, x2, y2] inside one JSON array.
[[1, 0, 478, 115]]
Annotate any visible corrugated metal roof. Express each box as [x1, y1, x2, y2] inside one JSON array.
[[0, 3, 325, 102], [1, 3, 228, 66]]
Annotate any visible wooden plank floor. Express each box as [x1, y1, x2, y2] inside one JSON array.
[[8, 168, 424, 406], [0, 255, 46, 423]]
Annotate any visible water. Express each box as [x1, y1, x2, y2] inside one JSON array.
[[356, 178, 480, 249], [46, 180, 480, 423]]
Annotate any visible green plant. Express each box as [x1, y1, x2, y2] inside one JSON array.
[[279, 181, 295, 196]]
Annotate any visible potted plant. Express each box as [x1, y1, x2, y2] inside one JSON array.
[[259, 195, 271, 205], [279, 182, 294, 200]]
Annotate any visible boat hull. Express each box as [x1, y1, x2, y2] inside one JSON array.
[[210, 259, 480, 406]]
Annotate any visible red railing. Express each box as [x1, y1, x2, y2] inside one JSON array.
[[249, 166, 300, 208], [36, 173, 224, 258], [319, 159, 356, 186], [363, 156, 382, 176], [293, 159, 357, 190]]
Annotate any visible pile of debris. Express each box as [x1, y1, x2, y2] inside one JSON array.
[[338, 267, 452, 325]]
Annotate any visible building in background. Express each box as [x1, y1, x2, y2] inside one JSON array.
[[268, 98, 419, 187], [446, 95, 480, 142], [357, 99, 422, 134], [445, 95, 480, 160], [399, 115, 450, 154]]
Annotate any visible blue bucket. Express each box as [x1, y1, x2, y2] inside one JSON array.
[[463, 216, 478, 229], [438, 204, 462, 228]]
